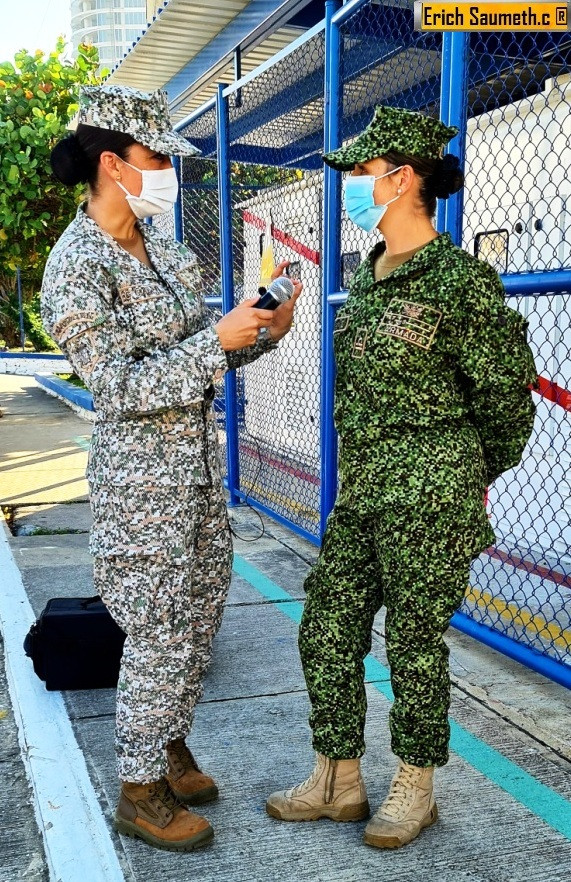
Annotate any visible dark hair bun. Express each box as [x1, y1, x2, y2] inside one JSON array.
[[50, 134, 89, 186], [429, 153, 464, 199]]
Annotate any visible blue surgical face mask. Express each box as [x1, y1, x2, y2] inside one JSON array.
[[343, 166, 403, 233]]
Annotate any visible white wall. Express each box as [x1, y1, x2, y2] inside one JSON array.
[[0, 355, 71, 376]]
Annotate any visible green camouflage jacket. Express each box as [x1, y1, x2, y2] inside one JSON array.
[[41, 205, 274, 491], [334, 233, 537, 513]]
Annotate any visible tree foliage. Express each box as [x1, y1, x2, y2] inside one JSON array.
[[0, 38, 106, 349]]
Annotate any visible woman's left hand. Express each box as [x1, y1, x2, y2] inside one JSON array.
[[267, 260, 302, 342]]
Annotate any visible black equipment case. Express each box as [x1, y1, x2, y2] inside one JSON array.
[[24, 596, 126, 690]]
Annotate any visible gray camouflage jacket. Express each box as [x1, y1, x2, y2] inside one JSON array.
[[41, 205, 274, 491]]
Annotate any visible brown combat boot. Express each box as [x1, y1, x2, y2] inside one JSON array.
[[114, 777, 213, 851], [364, 761, 437, 848], [266, 753, 370, 822], [165, 738, 218, 805]]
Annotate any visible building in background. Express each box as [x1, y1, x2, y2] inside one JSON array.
[[146, 0, 164, 18], [70, 0, 148, 70]]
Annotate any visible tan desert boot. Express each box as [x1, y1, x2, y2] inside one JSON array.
[[114, 778, 213, 851], [364, 761, 437, 848], [266, 753, 370, 822], [165, 738, 218, 805]]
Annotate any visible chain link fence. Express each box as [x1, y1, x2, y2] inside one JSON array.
[[175, 107, 228, 462], [174, 1, 570, 683], [227, 28, 325, 535], [232, 171, 322, 534], [179, 30, 326, 536], [462, 31, 571, 669]]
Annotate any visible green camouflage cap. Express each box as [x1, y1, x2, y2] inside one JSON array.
[[323, 106, 458, 170], [73, 84, 200, 157]]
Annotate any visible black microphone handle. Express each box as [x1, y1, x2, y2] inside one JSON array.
[[255, 289, 282, 310]]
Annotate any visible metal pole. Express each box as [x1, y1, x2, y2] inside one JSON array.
[[442, 32, 469, 245], [173, 155, 184, 243], [234, 46, 242, 108], [331, 0, 368, 24], [436, 33, 452, 233], [501, 269, 571, 297], [216, 83, 241, 506], [17, 267, 25, 351], [451, 611, 571, 690], [320, 0, 343, 539]]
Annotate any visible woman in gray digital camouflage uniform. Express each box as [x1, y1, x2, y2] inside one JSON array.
[[42, 84, 300, 852], [266, 106, 537, 848]]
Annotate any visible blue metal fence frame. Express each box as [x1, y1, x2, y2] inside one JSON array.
[[172, 156, 184, 243], [216, 83, 241, 507], [440, 32, 469, 243], [320, 0, 343, 537], [172, 1, 571, 690]]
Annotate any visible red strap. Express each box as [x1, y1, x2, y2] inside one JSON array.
[[242, 210, 320, 266], [533, 376, 571, 412]]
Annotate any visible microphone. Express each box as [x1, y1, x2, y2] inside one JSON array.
[[254, 275, 294, 310]]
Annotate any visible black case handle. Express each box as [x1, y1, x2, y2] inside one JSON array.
[[80, 595, 102, 609]]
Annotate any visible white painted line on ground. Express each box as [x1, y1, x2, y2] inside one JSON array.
[[19, 547, 59, 552], [0, 517, 125, 882]]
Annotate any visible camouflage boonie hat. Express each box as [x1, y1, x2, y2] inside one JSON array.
[[72, 84, 200, 157], [323, 106, 458, 170]]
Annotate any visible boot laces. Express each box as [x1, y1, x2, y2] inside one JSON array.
[[168, 739, 199, 774], [288, 756, 325, 798], [148, 778, 180, 817], [381, 764, 420, 820]]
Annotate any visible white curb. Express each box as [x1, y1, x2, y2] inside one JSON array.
[[0, 517, 125, 882], [37, 382, 95, 423]]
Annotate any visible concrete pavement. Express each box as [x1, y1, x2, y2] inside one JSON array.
[[1, 374, 571, 882]]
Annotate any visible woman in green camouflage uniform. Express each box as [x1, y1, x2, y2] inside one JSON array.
[[42, 85, 299, 852], [267, 106, 537, 848]]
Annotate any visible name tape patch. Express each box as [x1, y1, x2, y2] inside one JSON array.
[[377, 298, 442, 350]]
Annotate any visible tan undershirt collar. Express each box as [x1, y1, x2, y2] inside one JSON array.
[[374, 244, 423, 281]]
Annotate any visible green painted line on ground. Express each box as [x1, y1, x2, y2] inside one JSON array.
[[233, 552, 571, 842], [232, 555, 303, 621], [73, 436, 91, 451]]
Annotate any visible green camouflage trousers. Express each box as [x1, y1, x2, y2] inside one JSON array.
[[93, 485, 232, 783], [299, 496, 493, 767]]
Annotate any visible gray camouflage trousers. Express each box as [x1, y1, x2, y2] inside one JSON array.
[[93, 485, 232, 783]]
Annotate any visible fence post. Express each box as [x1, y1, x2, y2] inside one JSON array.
[[319, 0, 344, 539], [216, 83, 241, 506], [436, 34, 452, 233], [16, 267, 25, 351], [172, 155, 184, 243], [440, 32, 469, 245]]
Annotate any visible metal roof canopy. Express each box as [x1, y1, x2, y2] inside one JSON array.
[[177, 7, 440, 169], [105, 0, 321, 122], [176, 4, 571, 171], [107, 0, 571, 168]]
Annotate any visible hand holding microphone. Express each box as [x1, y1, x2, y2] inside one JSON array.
[[215, 297, 274, 351], [257, 261, 302, 342], [255, 275, 295, 310], [215, 261, 302, 351]]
